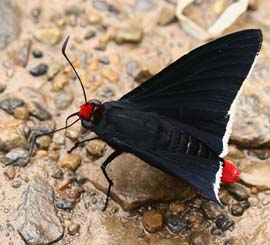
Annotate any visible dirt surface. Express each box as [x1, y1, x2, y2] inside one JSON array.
[[0, 0, 269, 244]]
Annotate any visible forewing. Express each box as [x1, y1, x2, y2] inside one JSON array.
[[120, 29, 262, 156]]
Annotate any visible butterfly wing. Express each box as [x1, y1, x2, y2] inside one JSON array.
[[121, 29, 262, 157]]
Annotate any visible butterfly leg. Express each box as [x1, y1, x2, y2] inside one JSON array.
[[67, 136, 100, 153], [101, 150, 122, 211]]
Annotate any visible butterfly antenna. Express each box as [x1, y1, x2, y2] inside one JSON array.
[[62, 36, 88, 104], [29, 117, 80, 157]]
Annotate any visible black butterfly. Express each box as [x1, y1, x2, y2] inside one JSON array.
[[31, 29, 262, 210]]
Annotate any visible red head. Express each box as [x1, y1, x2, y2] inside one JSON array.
[[221, 159, 240, 184], [78, 99, 101, 121]]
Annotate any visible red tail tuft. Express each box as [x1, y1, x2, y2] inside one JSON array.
[[221, 159, 240, 184]]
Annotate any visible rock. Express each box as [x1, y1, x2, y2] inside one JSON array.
[[114, 27, 143, 44], [215, 215, 234, 231], [53, 90, 74, 110], [27, 101, 51, 120], [0, 0, 21, 49], [86, 139, 106, 157], [60, 153, 82, 170], [87, 12, 102, 25], [12, 180, 21, 188], [239, 199, 251, 209], [231, 203, 244, 217], [248, 0, 259, 10], [32, 49, 43, 58], [240, 159, 270, 189], [55, 199, 75, 210], [47, 63, 61, 81], [31, 7, 41, 22], [101, 67, 119, 83], [200, 201, 221, 219], [227, 183, 249, 201], [33, 27, 62, 45], [16, 176, 64, 244], [13, 107, 29, 120], [52, 74, 69, 91], [166, 214, 191, 234], [78, 152, 195, 211], [30, 63, 48, 76], [84, 30, 96, 40], [67, 222, 80, 235], [170, 200, 186, 214], [35, 135, 52, 149], [3, 166, 16, 180], [231, 93, 270, 148], [158, 5, 176, 26], [189, 231, 210, 245], [65, 5, 81, 16], [126, 60, 140, 77], [92, 0, 109, 11], [14, 39, 31, 67], [17, 87, 46, 105], [142, 211, 163, 233], [134, 0, 156, 12], [0, 124, 27, 152], [0, 97, 25, 114], [2, 148, 29, 167]]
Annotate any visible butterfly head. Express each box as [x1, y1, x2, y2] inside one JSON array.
[[221, 159, 240, 184], [79, 99, 102, 128]]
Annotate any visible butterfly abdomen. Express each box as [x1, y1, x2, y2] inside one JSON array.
[[166, 129, 218, 161]]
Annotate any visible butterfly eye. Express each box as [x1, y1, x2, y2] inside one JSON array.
[[88, 99, 101, 106]]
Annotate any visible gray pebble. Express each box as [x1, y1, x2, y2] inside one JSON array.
[[2, 148, 29, 167], [231, 203, 244, 216], [215, 215, 234, 231], [0, 83, 6, 93], [92, 0, 109, 11], [126, 60, 140, 77], [32, 49, 43, 58], [227, 183, 249, 201], [0, 97, 24, 114], [55, 199, 75, 210], [30, 63, 48, 76], [98, 56, 110, 65], [27, 101, 51, 120], [84, 30, 96, 40], [166, 214, 191, 234], [134, 0, 156, 12]]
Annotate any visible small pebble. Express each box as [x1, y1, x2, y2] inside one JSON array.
[[2, 148, 29, 167], [215, 215, 234, 231], [12, 180, 21, 188], [30, 63, 48, 76], [142, 211, 163, 233], [114, 27, 143, 44], [33, 27, 62, 45], [68, 222, 80, 235], [55, 179, 70, 191], [60, 154, 82, 170], [13, 107, 29, 120], [32, 49, 43, 58], [3, 166, 16, 180], [52, 74, 69, 91], [86, 140, 106, 157], [98, 56, 110, 65], [51, 168, 64, 180], [189, 231, 210, 244], [14, 40, 31, 67], [239, 200, 251, 209], [27, 101, 51, 120], [166, 214, 190, 234], [87, 12, 102, 25], [31, 7, 41, 21], [0, 98, 25, 114], [91, 196, 97, 204], [170, 200, 186, 214], [84, 30, 96, 40], [55, 199, 75, 210], [227, 183, 249, 201], [158, 5, 175, 26], [134, 0, 156, 12], [35, 135, 52, 149], [231, 203, 244, 216], [47, 63, 61, 81]]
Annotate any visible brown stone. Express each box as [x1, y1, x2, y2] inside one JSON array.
[[143, 211, 163, 233]]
